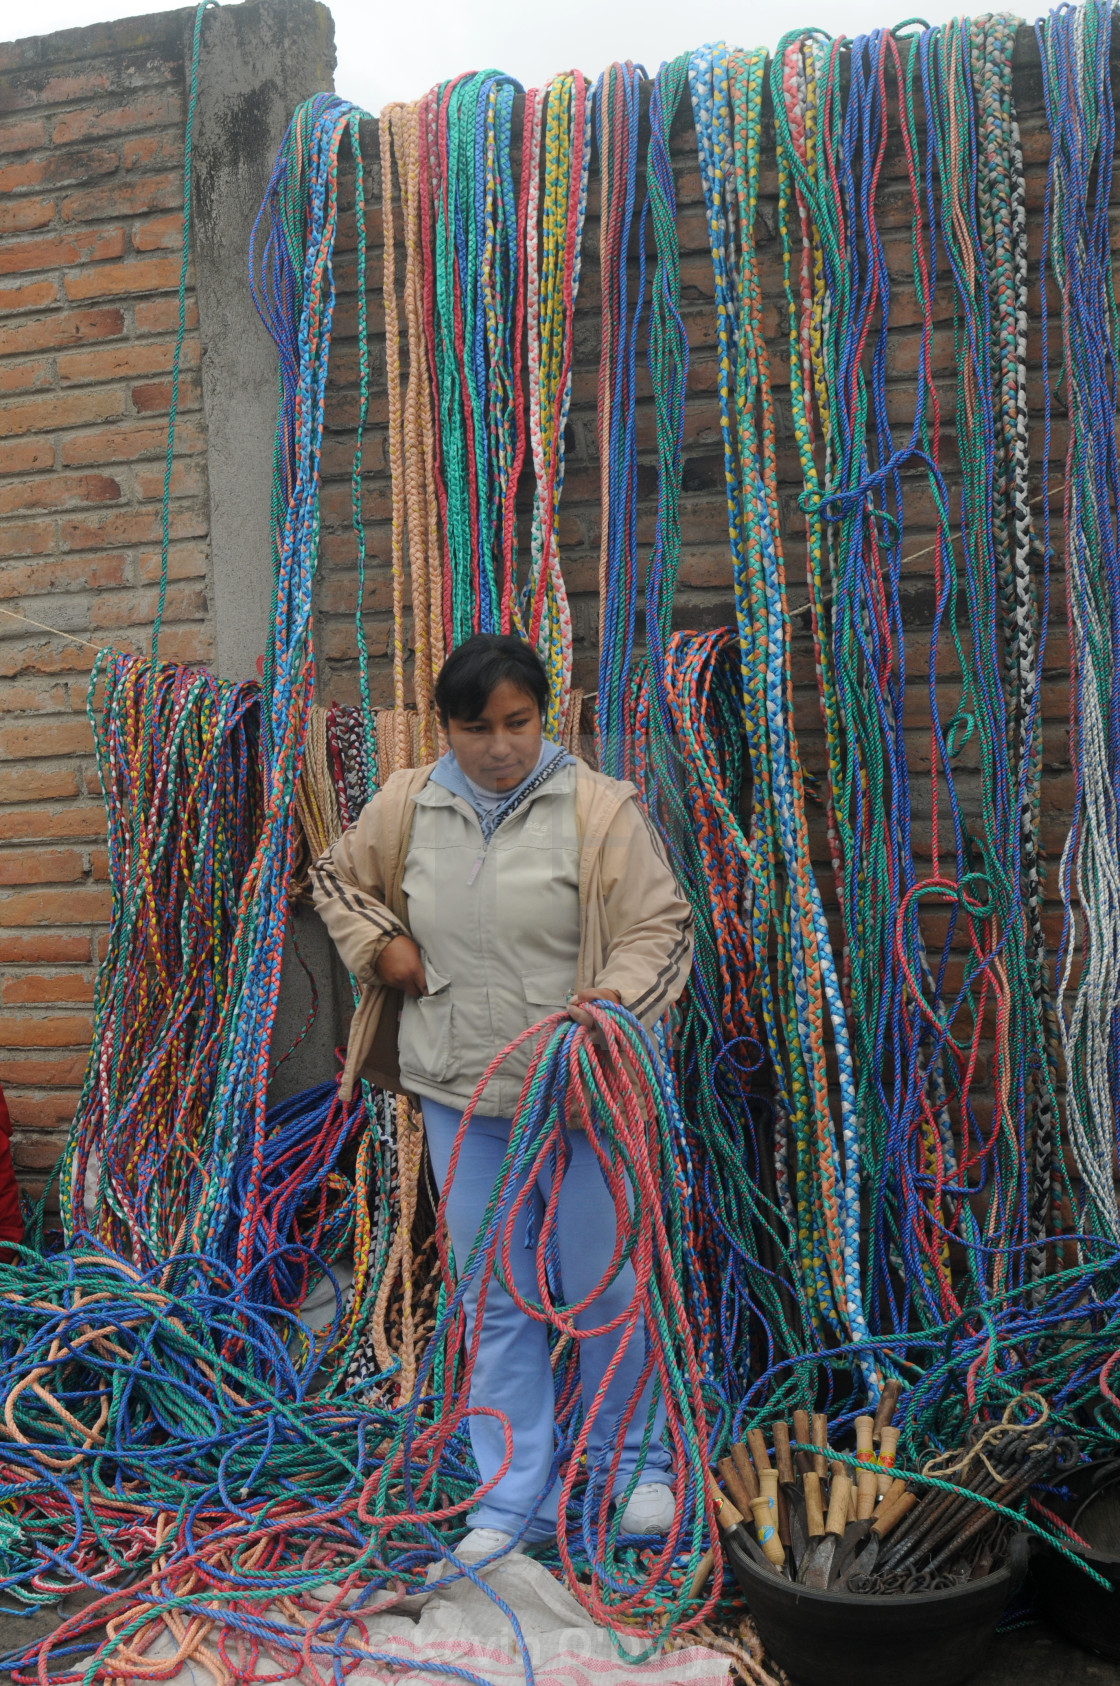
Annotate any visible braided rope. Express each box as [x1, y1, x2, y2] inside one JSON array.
[[524, 73, 589, 735], [1042, 0, 1120, 1245], [595, 62, 644, 777], [690, 43, 873, 1387]]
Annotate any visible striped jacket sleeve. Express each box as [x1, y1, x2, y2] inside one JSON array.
[[309, 791, 408, 985], [594, 793, 695, 1026]]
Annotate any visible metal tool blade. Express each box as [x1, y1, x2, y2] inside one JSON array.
[[830, 1517, 873, 1586], [799, 1531, 839, 1589], [782, 1482, 808, 1576]]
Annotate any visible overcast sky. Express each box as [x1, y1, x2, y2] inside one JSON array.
[[19, 0, 1052, 113]]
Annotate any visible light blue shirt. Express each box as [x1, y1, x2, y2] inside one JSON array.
[[428, 738, 572, 840]]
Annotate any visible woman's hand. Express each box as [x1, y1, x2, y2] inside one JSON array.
[[567, 987, 621, 1027], [375, 934, 428, 998]]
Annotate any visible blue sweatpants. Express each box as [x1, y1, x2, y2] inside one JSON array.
[[421, 1098, 673, 1543]]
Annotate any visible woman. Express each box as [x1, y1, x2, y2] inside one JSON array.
[[312, 634, 694, 1559]]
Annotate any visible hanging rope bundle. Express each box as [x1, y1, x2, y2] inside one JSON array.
[[376, 72, 589, 737], [766, 18, 1070, 1348], [774, 25, 962, 1337], [1040, 0, 1120, 1248], [201, 93, 372, 1283], [524, 71, 592, 736], [923, 18, 1054, 1305], [602, 53, 822, 1418], [970, 17, 1059, 1283], [380, 99, 444, 762], [61, 655, 261, 1261], [595, 60, 645, 777], [689, 43, 873, 1387], [327, 701, 375, 823], [416, 73, 527, 650], [235, 101, 404, 1407], [57, 4, 269, 1270], [631, 630, 822, 1402]]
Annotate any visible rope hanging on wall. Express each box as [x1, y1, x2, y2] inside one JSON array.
[[595, 60, 645, 778], [1042, 0, 1120, 1249], [691, 44, 872, 1388], [765, 19, 1063, 1345], [62, 656, 262, 1260]]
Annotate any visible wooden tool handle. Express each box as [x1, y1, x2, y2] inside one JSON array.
[[803, 1470, 825, 1538], [873, 1378, 902, 1440], [759, 1467, 779, 1505], [717, 1456, 756, 1523], [871, 1488, 917, 1539], [746, 1428, 771, 1473], [793, 1409, 813, 1474], [856, 1468, 878, 1521], [750, 1496, 786, 1569], [772, 1420, 795, 1487], [855, 1414, 875, 1457], [881, 1476, 908, 1508], [690, 1547, 715, 1598], [876, 1423, 901, 1496], [811, 1412, 829, 1479], [730, 1442, 760, 1503], [825, 1471, 851, 1537], [878, 1424, 900, 1469], [708, 1469, 744, 1532]]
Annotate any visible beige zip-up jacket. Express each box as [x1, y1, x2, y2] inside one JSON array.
[[310, 759, 694, 1106]]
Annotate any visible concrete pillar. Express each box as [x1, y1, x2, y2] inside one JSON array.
[[190, 0, 350, 1104], [191, 0, 335, 685]]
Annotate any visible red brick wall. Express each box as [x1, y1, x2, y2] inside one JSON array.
[[0, 9, 212, 1195]]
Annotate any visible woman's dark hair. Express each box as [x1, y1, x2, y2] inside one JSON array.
[[434, 634, 549, 725]]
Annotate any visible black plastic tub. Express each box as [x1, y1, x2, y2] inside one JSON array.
[[1032, 1461, 1120, 1661], [1034, 1542, 1120, 1661], [726, 1529, 1027, 1686]]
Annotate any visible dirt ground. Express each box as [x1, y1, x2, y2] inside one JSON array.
[[1, 1595, 1118, 1685]]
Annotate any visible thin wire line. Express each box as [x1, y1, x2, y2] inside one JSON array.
[[788, 477, 1065, 617], [0, 603, 118, 656]]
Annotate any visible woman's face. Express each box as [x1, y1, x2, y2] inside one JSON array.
[[446, 679, 543, 792]]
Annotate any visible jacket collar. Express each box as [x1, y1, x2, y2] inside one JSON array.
[[413, 759, 575, 813]]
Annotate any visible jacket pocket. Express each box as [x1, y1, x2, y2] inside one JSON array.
[[397, 963, 455, 1084], [522, 968, 575, 1013], [342, 982, 384, 1101]]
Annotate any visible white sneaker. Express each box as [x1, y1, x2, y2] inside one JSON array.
[[425, 1526, 522, 1584], [617, 1482, 676, 1535], [455, 1527, 521, 1562]]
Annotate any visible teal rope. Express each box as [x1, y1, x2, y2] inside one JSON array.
[[348, 110, 378, 779], [796, 1442, 1113, 1590], [155, 0, 214, 663]]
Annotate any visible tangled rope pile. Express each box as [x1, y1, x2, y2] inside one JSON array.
[[1, 1008, 725, 1682]]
